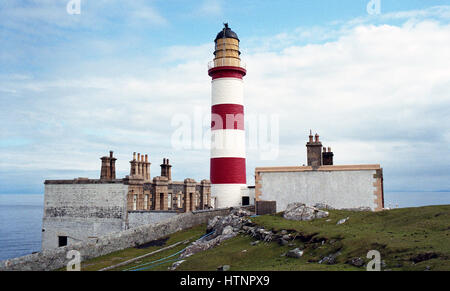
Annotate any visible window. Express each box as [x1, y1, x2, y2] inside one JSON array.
[[58, 236, 68, 247], [168, 194, 172, 209], [242, 196, 250, 206], [144, 195, 149, 210], [133, 194, 137, 210]]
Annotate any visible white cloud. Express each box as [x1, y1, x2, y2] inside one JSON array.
[[198, 0, 223, 16]]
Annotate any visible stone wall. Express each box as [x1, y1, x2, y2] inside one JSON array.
[[42, 182, 129, 250], [0, 208, 231, 271], [127, 210, 178, 228], [255, 165, 384, 212]]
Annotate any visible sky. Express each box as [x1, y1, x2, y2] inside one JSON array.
[[0, 0, 449, 199]]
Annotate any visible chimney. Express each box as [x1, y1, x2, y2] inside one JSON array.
[[100, 155, 111, 180], [100, 151, 116, 180], [144, 154, 150, 182], [306, 131, 322, 167], [161, 158, 172, 181], [130, 152, 138, 176], [322, 147, 334, 166], [109, 151, 117, 180]]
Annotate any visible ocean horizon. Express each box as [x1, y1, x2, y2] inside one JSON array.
[[0, 192, 449, 261]]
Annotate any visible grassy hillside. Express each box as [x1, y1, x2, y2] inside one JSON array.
[[78, 205, 450, 271]]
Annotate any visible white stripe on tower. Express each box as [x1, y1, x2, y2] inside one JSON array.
[[211, 78, 244, 106]]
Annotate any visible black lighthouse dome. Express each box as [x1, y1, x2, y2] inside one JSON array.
[[214, 23, 239, 42]]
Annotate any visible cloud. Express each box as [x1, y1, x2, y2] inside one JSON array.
[[197, 0, 223, 16], [1, 5, 450, 194]]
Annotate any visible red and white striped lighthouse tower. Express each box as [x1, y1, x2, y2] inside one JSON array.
[[208, 24, 247, 208]]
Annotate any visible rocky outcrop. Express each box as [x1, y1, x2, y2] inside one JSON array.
[[180, 208, 252, 259], [283, 203, 329, 221]]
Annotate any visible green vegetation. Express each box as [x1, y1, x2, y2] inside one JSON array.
[[78, 205, 450, 271]]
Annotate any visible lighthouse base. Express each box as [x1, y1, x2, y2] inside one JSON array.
[[211, 184, 247, 208]]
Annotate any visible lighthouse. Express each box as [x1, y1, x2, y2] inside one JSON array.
[[208, 24, 247, 208]]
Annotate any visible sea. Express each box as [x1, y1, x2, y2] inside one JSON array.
[[0, 192, 449, 261]]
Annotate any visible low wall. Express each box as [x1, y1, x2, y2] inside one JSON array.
[[127, 211, 178, 228], [0, 208, 231, 271]]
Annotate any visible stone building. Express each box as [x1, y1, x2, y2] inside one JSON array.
[[255, 132, 384, 212], [123, 153, 211, 212], [42, 151, 211, 250]]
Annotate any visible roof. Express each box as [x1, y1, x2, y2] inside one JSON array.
[[214, 23, 239, 42]]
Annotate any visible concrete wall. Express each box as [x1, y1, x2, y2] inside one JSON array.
[[255, 165, 384, 212], [42, 182, 129, 250], [0, 208, 231, 271], [127, 211, 178, 228]]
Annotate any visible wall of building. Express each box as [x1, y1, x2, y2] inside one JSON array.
[[127, 211, 178, 228], [0, 208, 231, 271], [42, 181, 129, 250], [255, 165, 384, 212]]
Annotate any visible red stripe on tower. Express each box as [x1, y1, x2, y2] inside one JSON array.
[[210, 158, 246, 184], [211, 104, 244, 130]]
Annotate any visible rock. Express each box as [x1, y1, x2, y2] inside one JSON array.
[[207, 216, 221, 232], [282, 235, 290, 241], [336, 217, 349, 225], [169, 260, 186, 270], [319, 252, 340, 265], [350, 257, 365, 267], [286, 248, 304, 258], [222, 225, 234, 235], [283, 203, 329, 221], [313, 203, 335, 210], [180, 231, 237, 259], [278, 239, 288, 246], [217, 265, 230, 271], [231, 208, 251, 217], [250, 241, 260, 246], [242, 249, 247, 253], [280, 230, 288, 235]]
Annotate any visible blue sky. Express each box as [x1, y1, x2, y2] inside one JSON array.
[[1, 1, 450, 204]]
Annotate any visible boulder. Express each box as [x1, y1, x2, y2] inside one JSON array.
[[286, 248, 304, 258], [283, 203, 329, 221], [336, 217, 349, 225], [319, 252, 341, 265], [313, 203, 335, 210], [169, 260, 186, 271], [350, 257, 365, 267], [217, 265, 230, 271]]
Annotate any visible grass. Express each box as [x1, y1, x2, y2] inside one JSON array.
[[76, 224, 206, 271], [77, 205, 450, 271]]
